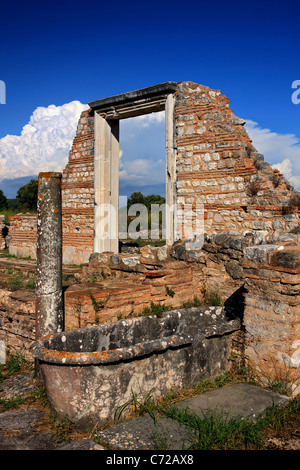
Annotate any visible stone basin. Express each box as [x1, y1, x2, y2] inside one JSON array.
[[30, 307, 240, 429]]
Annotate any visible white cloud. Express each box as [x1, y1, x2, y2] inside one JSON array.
[[0, 101, 89, 181], [245, 120, 300, 190], [119, 158, 164, 185], [133, 111, 165, 127]]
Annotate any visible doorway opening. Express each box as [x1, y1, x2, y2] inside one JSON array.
[[119, 111, 166, 249]]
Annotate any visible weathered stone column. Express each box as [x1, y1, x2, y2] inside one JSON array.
[[36, 172, 63, 339]]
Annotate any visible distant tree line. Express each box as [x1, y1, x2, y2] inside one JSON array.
[[127, 192, 165, 209], [0, 184, 165, 215]]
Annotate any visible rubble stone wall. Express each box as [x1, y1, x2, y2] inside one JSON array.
[[173, 81, 296, 234], [243, 243, 300, 392]]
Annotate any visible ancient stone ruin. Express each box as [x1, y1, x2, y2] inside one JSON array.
[[0, 82, 299, 417]]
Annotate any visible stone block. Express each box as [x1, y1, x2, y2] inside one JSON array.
[[270, 246, 300, 270], [244, 245, 280, 263]]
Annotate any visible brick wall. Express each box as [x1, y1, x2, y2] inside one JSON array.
[[61, 109, 94, 264], [8, 110, 95, 265], [8, 213, 37, 259]]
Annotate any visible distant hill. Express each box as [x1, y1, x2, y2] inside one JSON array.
[[119, 182, 165, 200]]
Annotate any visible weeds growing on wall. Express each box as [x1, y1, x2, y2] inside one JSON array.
[[140, 301, 169, 318], [89, 292, 106, 323]]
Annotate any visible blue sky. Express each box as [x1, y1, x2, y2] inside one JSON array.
[[0, 0, 299, 197]]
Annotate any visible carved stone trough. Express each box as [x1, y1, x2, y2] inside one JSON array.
[[30, 306, 240, 429]]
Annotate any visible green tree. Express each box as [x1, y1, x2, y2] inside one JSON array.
[[144, 194, 165, 209], [127, 192, 165, 209], [0, 189, 8, 211], [16, 179, 38, 211]]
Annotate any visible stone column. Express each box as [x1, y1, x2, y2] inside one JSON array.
[[36, 172, 63, 339]]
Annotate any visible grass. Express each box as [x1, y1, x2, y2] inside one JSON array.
[[122, 238, 166, 248], [89, 292, 106, 322], [1, 348, 300, 450], [157, 405, 265, 450], [0, 269, 36, 291], [154, 400, 300, 450], [48, 413, 75, 443], [0, 208, 36, 225], [0, 350, 84, 443], [182, 296, 203, 309], [0, 347, 33, 383], [109, 362, 300, 450], [203, 289, 222, 306], [165, 286, 175, 298], [0, 348, 35, 412]]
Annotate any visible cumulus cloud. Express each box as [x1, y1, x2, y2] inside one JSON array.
[[0, 101, 89, 181], [133, 110, 165, 127], [245, 120, 300, 190], [119, 157, 164, 185]]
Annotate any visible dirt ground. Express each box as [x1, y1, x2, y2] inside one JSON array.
[[1, 372, 299, 451], [262, 411, 300, 450]]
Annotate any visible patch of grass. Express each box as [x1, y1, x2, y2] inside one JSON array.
[[112, 364, 300, 450], [158, 405, 267, 450], [272, 173, 282, 188], [203, 289, 222, 306], [264, 394, 300, 435], [7, 274, 23, 289], [0, 249, 16, 258], [182, 296, 203, 309], [114, 388, 156, 424], [25, 279, 36, 289], [48, 413, 75, 443], [247, 180, 260, 197], [0, 396, 27, 412], [0, 348, 33, 383], [282, 193, 300, 215], [182, 300, 193, 309]]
